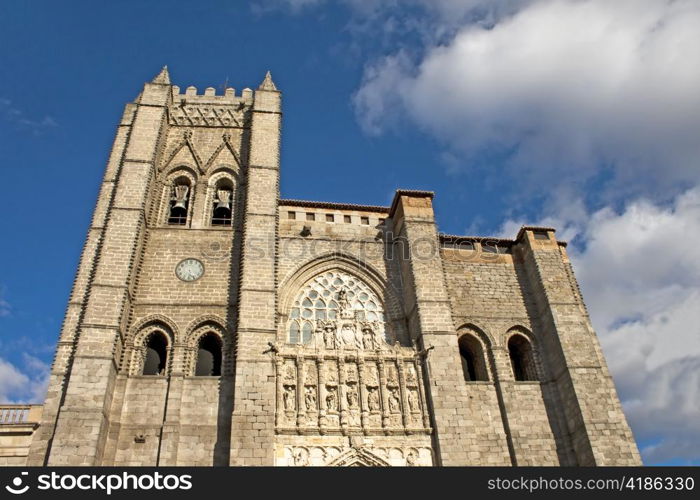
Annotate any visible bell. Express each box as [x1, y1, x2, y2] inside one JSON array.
[[172, 184, 189, 210], [215, 189, 231, 210]]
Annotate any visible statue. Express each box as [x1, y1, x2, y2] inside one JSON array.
[[406, 448, 419, 466], [388, 388, 401, 413], [367, 387, 380, 411], [362, 326, 373, 350], [347, 386, 358, 408], [326, 387, 337, 411], [283, 386, 295, 411], [305, 386, 317, 411], [408, 389, 420, 412], [323, 322, 337, 349]]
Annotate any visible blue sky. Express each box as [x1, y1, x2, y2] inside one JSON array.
[[1, 0, 699, 465]]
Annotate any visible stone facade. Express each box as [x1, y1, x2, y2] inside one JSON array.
[[1, 68, 641, 466]]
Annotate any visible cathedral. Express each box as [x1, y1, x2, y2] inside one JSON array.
[[1, 68, 641, 466]]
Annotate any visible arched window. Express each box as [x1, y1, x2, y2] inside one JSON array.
[[168, 176, 191, 225], [195, 333, 222, 376], [508, 334, 537, 381], [211, 178, 233, 226], [458, 333, 489, 381], [287, 270, 387, 346], [142, 332, 168, 375]]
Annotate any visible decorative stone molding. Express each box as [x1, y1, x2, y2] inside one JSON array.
[[278, 445, 433, 466]]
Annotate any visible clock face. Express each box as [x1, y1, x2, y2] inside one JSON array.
[[175, 258, 204, 282]]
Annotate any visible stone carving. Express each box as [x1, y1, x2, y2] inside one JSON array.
[[292, 447, 309, 466], [408, 389, 420, 413], [388, 388, 401, 413], [387, 365, 398, 385], [286, 272, 392, 351], [325, 386, 338, 411], [283, 386, 295, 411], [305, 386, 317, 411], [280, 445, 433, 467], [283, 364, 296, 382], [406, 448, 419, 466], [168, 104, 246, 127], [367, 387, 380, 411], [347, 385, 358, 408], [406, 364, 417, 383]]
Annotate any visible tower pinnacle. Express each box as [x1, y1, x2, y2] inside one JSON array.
[[151, 66, 170, 85], [258, 70, 277, 91]]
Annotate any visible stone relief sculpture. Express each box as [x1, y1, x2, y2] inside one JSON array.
[[367, 387, 380, 411], [283, 386, 295, 411], [305, 386, 317, 411], [347, 386, 358, 408], [388, 388, 401, 413], [408, 389, 420, 413], [286, 271, 391, 351], [326, 386, 338, 411]]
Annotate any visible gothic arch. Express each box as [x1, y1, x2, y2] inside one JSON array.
[[157, 166, 198, 226], [278, 252, 401, 320]]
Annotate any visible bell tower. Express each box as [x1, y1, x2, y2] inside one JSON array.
[[28, 67, 281, 466]]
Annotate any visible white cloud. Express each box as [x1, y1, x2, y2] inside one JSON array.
[[353, 0, 700, 200], [498, 186, 700, 464], [0, 355, 49, 404]]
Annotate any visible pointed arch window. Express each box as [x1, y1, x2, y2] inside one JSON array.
[[142, 332, 168, 375], [211, 178, 233, 226], [287, 271, 387, 345], [168, 177, 191, 225], [195, 333, 222, 376], [508, 334, 537, 381]]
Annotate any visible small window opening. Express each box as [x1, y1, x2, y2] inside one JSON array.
[[195, 334, 222, 376], [168, 178, 190, 225], [458, 334, 488, 382], [306, 213, 315, 221], [326, 214, 334, 222], [360, 216, 369, 225], [211, 185, 233, 226], [143, 333, 168, 376], [344, 215, 352, 223], [508, 334, 537, 381], [288, 211, 296, 220]]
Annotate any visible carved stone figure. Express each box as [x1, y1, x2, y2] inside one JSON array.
[[388, 388, 401, 413], [293, 447, 309, 466], [367, 387, 380, 411], [283, 365, 295, 382], [362, 327, 373, 350], [326, 386, 337, 411], [283, 386, 295, 411], [305, 386, 317, 411], [347, 386, 358, 408], [323, 322, 337, 349], [406, 448, 419, 466], [406, 365, 417, 383], [338, 289, 353, 319], [408, 389, 420, 412]]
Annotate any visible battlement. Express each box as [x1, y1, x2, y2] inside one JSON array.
[[171, 85, 254, 106]]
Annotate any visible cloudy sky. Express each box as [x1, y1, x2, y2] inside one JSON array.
[[1, 0, 698, 465]]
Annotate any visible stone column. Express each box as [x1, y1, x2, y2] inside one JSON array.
[[296, 355, 305, 428], [357, 357, 369, 433], [317, 357, 327, 434], [377, 359, 390, 430], [230, 74, 281, 465], [397, 359, 409, 430]]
